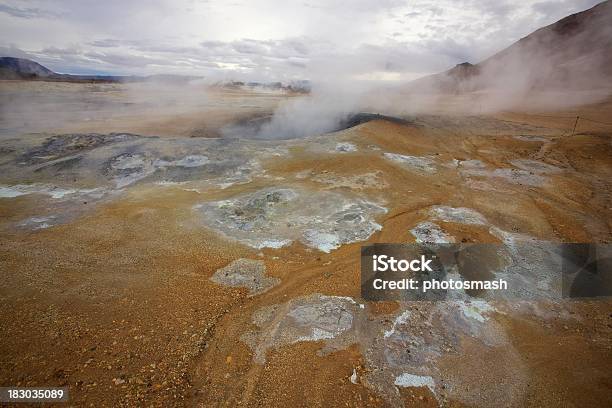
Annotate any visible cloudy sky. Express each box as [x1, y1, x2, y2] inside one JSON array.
[[0, 0, 603, 81]]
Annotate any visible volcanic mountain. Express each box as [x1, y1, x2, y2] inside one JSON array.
[[0, 57, 200, 83], [412, 0, 612, 93], [0, 57, 57, 79]]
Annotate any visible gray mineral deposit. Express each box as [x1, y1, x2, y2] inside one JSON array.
[[210, 258, 279, 295], [241, 294, 361, 363], [195, 187, 387, 251], [383, 152, 437, 173]]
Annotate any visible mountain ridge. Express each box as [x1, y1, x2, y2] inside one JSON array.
[[410, 0, 612, 93], [0, 57, 198, 83]]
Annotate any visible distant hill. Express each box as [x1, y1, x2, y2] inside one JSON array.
[[411, 0, 612, 93], [0, 57, 133, 82], [0, 57, 56, 79], [0, 57, 199, 83]]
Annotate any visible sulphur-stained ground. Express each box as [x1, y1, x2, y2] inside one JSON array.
[[0, 81, 611, 407]]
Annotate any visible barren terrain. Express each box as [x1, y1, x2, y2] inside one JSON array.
[[0, 81, 611, 407]]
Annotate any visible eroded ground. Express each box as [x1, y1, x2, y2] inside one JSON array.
[[0, 82, 611, 407]]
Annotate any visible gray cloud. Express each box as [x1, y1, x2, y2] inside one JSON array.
[[89, 39, 125, 48], [0, 44, 33, 59], [0, 0, 605, 80], [0, 4, 62, 19]]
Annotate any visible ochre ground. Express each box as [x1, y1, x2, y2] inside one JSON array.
[[0, 84, 611, 407]]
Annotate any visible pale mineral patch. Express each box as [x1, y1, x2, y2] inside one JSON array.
[[0, 186, 26, 198], [164, 154, 209, 168], [335, 142, 357, 152], [108, 153, 213, 187], [210, 258, 279, 295], [462, 167, 548, 187], [458, 300, 495, 323], [394, 373, 436, 393], [513, 135, 549, 142], [294, 169, 313, 179], [444, 158, 460, 168], [215, 159, 262, 189], [383, 153, 437, 173], [196, 187, 386, 252], [18, 215, 57, 230], [242, 294, 358, 363], [384, 310, 411, 338], [410, 221, 455, 243], [488, 227, 563, 300], [459, 159, 486, 169], [0, 184, 105, 200], [107, 153, 156, 188], [429, 206, 488, 225], [510, 159, 562, 174], [364, 300, 522, 407], [350, 368, 359, 384], [302, 230, 342, 253]]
